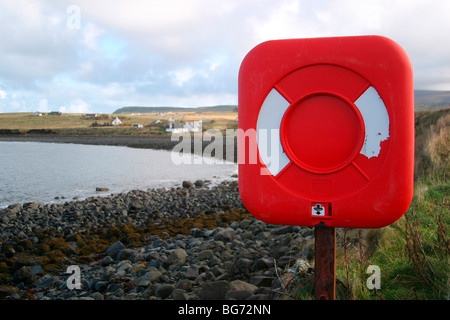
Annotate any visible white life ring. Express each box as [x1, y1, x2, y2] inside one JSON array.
[[256, 67, 390, 177]]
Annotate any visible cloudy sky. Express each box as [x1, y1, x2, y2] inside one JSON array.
[[0, 0, 449, 114]]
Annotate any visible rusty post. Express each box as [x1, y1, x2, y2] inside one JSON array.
[[314, 224, 336, 300]]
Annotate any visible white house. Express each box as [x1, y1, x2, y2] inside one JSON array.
[[112, 117, 122, 126], [183, 120, 202, 132], [166, 123, 187, 133], [166, 120, 202, 133]]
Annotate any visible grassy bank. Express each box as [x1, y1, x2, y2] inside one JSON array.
[[0, 111, 238, 136], [333, 174, 448, 300], [334, 109, 449, 300]]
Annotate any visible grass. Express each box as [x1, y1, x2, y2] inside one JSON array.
[[0, 111, 238, 136], [334, 175, 449, 300]]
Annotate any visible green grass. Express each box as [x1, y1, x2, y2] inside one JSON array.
[[0, 111, 238, 136], [334, 175, 448, 300]]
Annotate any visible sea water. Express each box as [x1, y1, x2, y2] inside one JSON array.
[[0, 141, 237, 208]]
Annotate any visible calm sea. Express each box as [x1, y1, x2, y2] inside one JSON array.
[[0, 141, 237, 208]]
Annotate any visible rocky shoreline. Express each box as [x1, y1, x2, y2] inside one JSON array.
[[0, 135, 178, 151], [0, 134, 238, 162], [0, 181, 316, 300]]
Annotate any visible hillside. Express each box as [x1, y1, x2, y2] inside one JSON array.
[[414, 90, 450, 111], [112, 90, 449, 114]]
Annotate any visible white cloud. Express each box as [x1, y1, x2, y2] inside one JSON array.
[[59, 99, 90, 114], [82, 23, 104, 50], [0, 89, 6, 99], [38, 98, 49, 112], [170, 68, 196, 87]]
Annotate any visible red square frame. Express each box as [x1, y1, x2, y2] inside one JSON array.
[[238, 36, 414, 228]]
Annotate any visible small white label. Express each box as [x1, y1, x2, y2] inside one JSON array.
[[312, 204, 326, 216]]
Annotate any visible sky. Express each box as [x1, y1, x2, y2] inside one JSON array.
[[0, 0, 449, 114]]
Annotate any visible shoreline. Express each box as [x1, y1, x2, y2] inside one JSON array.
[[0, 134, 239, 209], [0, 134, 239, 162], [0, 134, 178, 150]]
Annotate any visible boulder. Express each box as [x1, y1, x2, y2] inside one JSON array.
[[182, 181, 193, 189], [198, 281, 230, 300]]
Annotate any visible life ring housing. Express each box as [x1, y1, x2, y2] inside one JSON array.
[[238, 36, 414, 228]]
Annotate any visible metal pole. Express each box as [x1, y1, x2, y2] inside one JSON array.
[[314, 224, 336, 300]]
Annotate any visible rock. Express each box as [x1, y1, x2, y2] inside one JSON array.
[[94, 281, 108, 292], [0, 286, 20, 299], [226, 280, 258, 300], [117, 249, 138, 262], [277, 256, 298, 268], [90, 292, 104, 300], [7, 203, 21, 214], [105, 241, 126, 258], [194, 180, 204, 188], [182, 181, 193, 189], [180, 266, 199, 280], [106, 282, 123, 294], [155, 284, 174, 299], [139, 267, 162, 285], [167, 248, 187, 264], [96, 187, 109, 192], [249, 275, 276, 288], [13, 266, 31, 282], [35, 277, 59, 290], [270, 225, 295, 235], [197, 249, 214, 261], [213, 228, 235, 242], [29, 265, 43, 277], [117, 260, 132, 273], [101, 256, 114, 266], [198, 281, 230, 300], [171, 288, 189, 300], [175, 279, 192, 291], [253, 258, 274, 271], [23, 202, 40, 210]]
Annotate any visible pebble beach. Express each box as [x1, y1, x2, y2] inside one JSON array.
[[0, 178, 317, 300]]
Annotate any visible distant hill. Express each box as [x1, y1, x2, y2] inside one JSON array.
[[414, 90, 450, 111], [112, 90, 449, 114], [113, 105, 238, 114]]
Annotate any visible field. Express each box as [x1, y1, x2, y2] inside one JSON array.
[[0, 111, 238, 136]]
